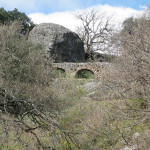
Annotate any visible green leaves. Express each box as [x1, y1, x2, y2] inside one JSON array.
[[0, 7, 35, 34]]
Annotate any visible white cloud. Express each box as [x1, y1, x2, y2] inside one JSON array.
[[28, 11, 79, 32], [0, 0, 143, 30], [28, 4, 143, 32]]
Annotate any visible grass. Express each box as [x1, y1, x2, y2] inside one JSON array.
[[1, 79, 150, 149], [75, 69, 95, 79], [1, 99, 150, 149], [59, 98, 150, 149], [55, 68, 66, 78]]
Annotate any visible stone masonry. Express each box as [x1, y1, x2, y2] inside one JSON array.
[[53, 62, 111, 79]]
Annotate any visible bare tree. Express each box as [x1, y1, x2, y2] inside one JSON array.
[[0, 22, 80, 149], [118, 11, 150, 100], [102, 9, 150, 100], [75, 9, 114, 60]]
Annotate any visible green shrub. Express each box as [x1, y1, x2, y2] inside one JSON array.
[[75, 69, 95, 79]]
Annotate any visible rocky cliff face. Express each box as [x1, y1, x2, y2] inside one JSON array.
[[28, 23, 85, 63]]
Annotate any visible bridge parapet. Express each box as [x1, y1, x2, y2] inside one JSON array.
[[52, 62, 111, 79]]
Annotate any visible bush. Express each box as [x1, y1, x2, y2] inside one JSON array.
[[75, 69, 95, 79], [0, 22, 80, 149]]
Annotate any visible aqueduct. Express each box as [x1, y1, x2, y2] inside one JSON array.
[[53, 62, 110, 79]]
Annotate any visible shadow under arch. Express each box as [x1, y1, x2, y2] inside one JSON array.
[[55, 68, 66, 78], [75, 69, 95, 79]]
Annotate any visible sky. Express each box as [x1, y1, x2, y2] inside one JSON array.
[[0, 0, 149, 31]]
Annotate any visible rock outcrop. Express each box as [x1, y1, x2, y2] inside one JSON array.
[[28, 23, 85, 63]]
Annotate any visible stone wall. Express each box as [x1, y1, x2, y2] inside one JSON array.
[[53, 62, 111, 79]]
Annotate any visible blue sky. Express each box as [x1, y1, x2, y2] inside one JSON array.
[[92, 0, 149, 10], [0, 0, 148, 31], [0, 0, 148, 14]]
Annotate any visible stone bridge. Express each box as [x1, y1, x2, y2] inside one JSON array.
[[53, 62, 111, 79]]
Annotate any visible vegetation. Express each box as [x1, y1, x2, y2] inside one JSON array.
[[75, 9, 113, 61], [0, 7, 35, 34], [109, 9, 150, 101], [55, 68, 66, 78], [75, 69, 95, 79], [0, 8, 150, 150], [0, 22, 80, 149]]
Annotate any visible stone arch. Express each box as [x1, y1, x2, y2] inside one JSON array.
[[55, 68, 66, 78], [75, 69, 95, 79]]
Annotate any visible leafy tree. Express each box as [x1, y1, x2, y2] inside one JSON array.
[[0, 7, 35, 34], [0, 7, 8, 24]]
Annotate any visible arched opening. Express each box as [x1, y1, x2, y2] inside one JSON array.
[[55, 68, 66, 78], [75, 69, 95, 79]]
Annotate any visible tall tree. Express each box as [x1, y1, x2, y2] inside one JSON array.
[[0, 8, 35, 34], [105, 9, 150, 100], [0, 7, 8, 24], [75, 9, 113, 60]]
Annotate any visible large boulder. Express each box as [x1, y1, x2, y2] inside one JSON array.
[[28, 23, 85, 62]]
